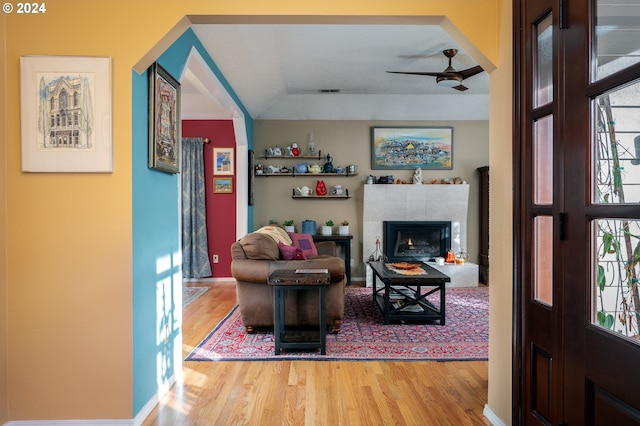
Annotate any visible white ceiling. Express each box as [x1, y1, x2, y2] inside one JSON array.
[[182, 23, 490, 121]]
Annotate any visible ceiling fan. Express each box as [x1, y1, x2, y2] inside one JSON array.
[[387, 49, 484, 91]]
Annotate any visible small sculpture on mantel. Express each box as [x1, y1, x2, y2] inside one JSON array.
[[412, 167, 423, 184]]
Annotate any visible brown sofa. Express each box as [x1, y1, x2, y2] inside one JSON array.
[[230, 231, 346, 333]]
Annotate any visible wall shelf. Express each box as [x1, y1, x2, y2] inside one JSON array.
[[256, 172, 359, 178], [291, 188, 350, 199], [262, 153, 325, 160], [291, 195, 351, 200]]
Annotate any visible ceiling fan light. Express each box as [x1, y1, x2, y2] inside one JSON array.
[[436, 76, 462, 87]]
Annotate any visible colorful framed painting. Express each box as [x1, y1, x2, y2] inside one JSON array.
[[213, 147, 234, 175], [20, 56, 113, 172], [213, 178, 233, 194], [149, 62, 181, 174], [371, 126, 454, 170]]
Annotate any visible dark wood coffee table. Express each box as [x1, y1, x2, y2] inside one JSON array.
[[268, 269, 331, 355], [368, 261, 450, 325]]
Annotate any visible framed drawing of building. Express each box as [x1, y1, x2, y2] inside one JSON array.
[[149, 62, 181, 174], [20, 56, 113, 172]]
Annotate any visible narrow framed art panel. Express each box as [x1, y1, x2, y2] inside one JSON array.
[[213, 178, 233, 194], [149, 62, 181, 174], [248, 149, 255, 205], [213, 147, 234, 175], [371, 126, 454, 170], [20, 56, 112, 172]]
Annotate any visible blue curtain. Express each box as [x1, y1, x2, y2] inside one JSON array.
[[182, 138, 212, 278]]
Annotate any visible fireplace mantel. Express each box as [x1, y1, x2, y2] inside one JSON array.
[[363, 184, 476, 287]]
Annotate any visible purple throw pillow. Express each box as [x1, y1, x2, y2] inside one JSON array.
[[278, 242, 306, 260], [288, 233, 319, 258]]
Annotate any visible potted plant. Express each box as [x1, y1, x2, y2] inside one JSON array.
[[338, 220, 350, 236], [282, 220, 295, 233], [322, 220, 334, 236], [268, 219, 279, 226]]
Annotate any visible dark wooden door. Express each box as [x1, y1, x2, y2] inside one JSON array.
[[515, 0, 640, 424]]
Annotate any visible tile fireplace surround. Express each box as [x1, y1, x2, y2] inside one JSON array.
[[363, 184, 478, 287]]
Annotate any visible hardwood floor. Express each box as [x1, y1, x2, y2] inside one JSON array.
[[142, 281, 490, 426]]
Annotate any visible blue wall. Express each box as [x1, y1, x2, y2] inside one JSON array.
[[132, 28, 253, 416]]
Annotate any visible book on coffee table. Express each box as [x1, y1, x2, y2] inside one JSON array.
[[295, 268, 329, 274]]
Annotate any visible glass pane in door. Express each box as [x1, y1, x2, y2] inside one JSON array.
[[534, 216, 553, 306], [535, 115, 554, 204], [594, 1, 640, 80], [592, 218, 640, 343], [535, 13, 553, 107], [594, 80, 640, 204]]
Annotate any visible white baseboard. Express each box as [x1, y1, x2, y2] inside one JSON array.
[[4, 375, 177, 426], [483, 404, 507, 426]]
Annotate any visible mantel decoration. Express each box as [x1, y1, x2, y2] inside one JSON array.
[[20, 56, 113, 172], [149, 62, 181, 174], [371, 126, 453, 170]]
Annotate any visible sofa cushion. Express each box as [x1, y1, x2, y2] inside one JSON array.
[[237, 232, 280, 260], [288, 233, 318, 258], [278, 242, 306, 260]]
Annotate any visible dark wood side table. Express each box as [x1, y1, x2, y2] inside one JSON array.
[[367, 261, 450, 325], [312, 234, 353, 285], [268, 269, 331, 355]]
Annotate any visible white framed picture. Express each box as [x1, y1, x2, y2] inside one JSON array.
[[20, 56, 112, 172]]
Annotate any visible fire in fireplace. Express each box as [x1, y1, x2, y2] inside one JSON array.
[[383, 221, 451, 262]]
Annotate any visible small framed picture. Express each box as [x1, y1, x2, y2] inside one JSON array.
[[213, 147, 234, 175], [213, 178, 233, 193]]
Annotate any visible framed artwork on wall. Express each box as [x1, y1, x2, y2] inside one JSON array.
[[20, 56, 113, 172], [248, 149, 255, 205], [371, 126, 454, 170], [213, 147, 234, 175], [149, 62, 181, 174], [213, 178, 233, 194]]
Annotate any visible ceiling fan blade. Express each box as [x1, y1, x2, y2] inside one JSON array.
[[452, 84, 469, 92], [386, 71, 447, 77], [458, 65, 484, 80], [397, 43, 451, 60]]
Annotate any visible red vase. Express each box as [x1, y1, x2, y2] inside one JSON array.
[[445, 250, 456, 263], [316, 180, 327, 196]]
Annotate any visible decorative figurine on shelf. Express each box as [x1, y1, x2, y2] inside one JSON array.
[[269, 146, 283, 156], [287, 143, 301, 157], [316, 180, 328, 196], [324, 153, 334, 173], [413, 167, 423, 184]]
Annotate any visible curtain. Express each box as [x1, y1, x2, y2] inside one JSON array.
[[182, 137, 212, 278]]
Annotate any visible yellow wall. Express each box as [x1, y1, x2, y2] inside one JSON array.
[[1, 12, 9, 424], [488, 0, 514, 422], [2, 0, 509, 422]]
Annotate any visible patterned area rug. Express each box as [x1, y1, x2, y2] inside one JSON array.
[[183, 286, 209, 308], [186, 286, 488, 361]]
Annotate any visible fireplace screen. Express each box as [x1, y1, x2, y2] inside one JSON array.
[[383, 221, 451, 262]]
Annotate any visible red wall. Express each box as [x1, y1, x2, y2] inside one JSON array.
[[182, 120, 237, 278]]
